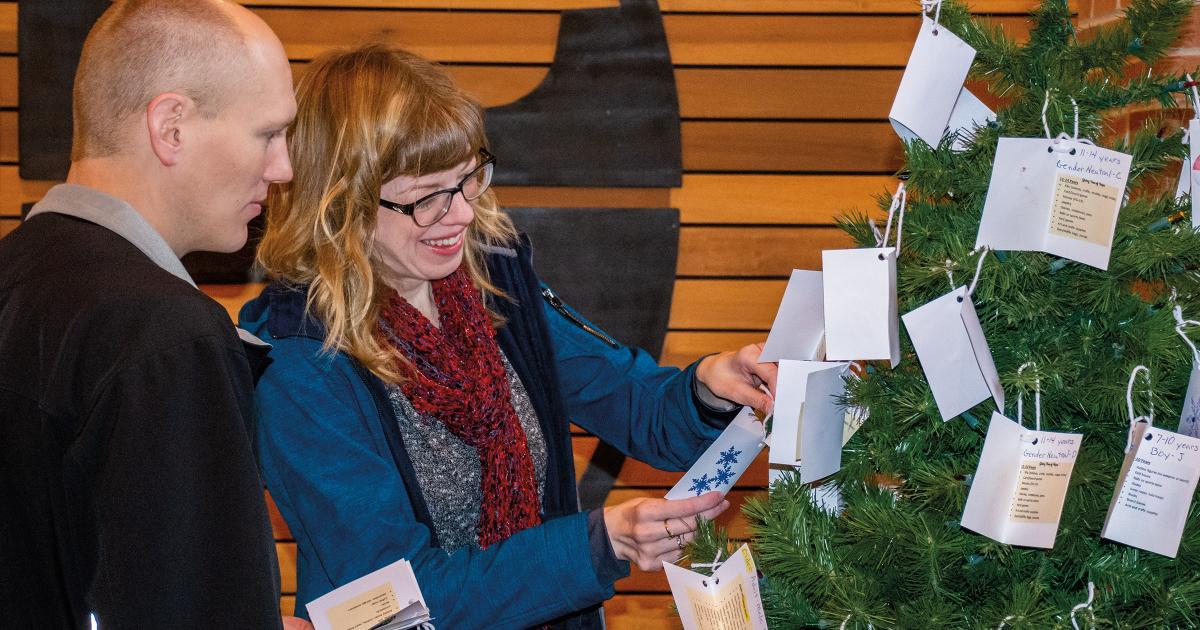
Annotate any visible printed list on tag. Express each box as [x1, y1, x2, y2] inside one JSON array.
[[664, 543, 768, 630], [1102, 423, 1200, 558], [667, 407, 764, 499], [975, 137, 1131, 270], [307, 558, 430, 630], [960, 412, 1081, 548]]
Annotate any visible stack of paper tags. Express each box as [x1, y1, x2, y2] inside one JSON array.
[[308, 558, 431, 630]]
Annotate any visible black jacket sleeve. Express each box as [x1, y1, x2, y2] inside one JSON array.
[[72, 333, 281, 629]]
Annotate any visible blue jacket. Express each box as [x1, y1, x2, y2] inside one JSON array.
[[240, 237, 735, 628]]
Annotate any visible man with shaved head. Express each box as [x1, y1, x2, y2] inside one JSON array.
[[0, 1, 298, 627]]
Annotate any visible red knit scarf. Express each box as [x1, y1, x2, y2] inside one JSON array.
[[379, 268, 542, 548]]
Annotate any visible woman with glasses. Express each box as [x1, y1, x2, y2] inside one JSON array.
[[240, 44, 777, 629]]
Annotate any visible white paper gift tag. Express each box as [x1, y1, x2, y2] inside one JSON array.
[[667, 407, 765, 499], [823, 247, 900, 366], [889, 17, 976, 146], [307, 558, 430, 630], [902, 286, 1003, 420], [664, 543, 767, 630], [758, 269, 825, 363], [947, 87, 996, 152], [960, 412, 1082, 548], [1175, 127, 1192, 202], [1102, 423, 1200, 558], [975, 136, 1132, 270], [1180, 358, 1200, 439], [1190, 119, 1200, 227], [767, 360, 848, 483]]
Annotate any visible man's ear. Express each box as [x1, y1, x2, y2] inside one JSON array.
[[146, 93, 190, 166]]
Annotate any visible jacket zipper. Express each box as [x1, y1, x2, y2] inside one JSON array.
[[540, 287, 620, 349]]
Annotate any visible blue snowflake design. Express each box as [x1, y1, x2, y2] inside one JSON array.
[[687, 446, 744, 495], [688, 473, 712, 495]]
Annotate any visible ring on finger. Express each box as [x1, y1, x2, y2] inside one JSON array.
[[663, 519, 675, 538], [675, 534, 685, 550]]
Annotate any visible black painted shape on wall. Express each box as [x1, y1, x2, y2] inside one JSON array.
[[505, 206, 678, 361], [17, 0, 111, 180], [485, 0, 682, 188]]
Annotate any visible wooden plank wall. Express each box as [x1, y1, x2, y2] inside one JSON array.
[[11, 1, 1165, 627]]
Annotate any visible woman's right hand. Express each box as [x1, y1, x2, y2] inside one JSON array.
[[603, 491, 729, 571]]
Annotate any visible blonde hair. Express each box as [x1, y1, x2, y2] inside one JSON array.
[[257, 44, 517, 384], [72, 0, 246, 159]]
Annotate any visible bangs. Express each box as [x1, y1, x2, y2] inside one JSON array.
[[389, 91, 487, 179]]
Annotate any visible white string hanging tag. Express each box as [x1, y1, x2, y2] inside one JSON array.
[[1016, 361, 1042, 441], [1069, 581, 1096, 630], [945, 258, 957, 290], [920, 0, 944, 32], [1187, 73, 1200, 120], [691, 547, 725, 582], [997, 614, 1020, 629], [1125, 365, 1153, 451], [1173, 304, 1200, 364], [877, 182, 907, 257], [962, 245, 989, 301], [840, 614, 875, 630], [1044, 91, 1088, 153]]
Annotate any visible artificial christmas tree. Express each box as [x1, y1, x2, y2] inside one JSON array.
[[689, 0, 1200, 627]]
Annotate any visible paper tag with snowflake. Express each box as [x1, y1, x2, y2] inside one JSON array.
[[664, 543, 767, 630], [666, 407, 765, 500]]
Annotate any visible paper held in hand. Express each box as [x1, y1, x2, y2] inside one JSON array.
[[667, 407, 765, 499], [975, 136, 1131, 270], [960, 412, 1081, 549], [758, 269, 824, 363], [307, 558, 430, 630], [767, 360, 849, 483], [664, 543, 768, 630], [889, 15, 977, 147], [1102, 421, 1200, 558], [902, 286, 1003, 421]]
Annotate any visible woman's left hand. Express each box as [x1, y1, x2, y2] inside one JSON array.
[[695, 342, 777, 414]]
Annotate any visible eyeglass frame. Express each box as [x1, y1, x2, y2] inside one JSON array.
[[378, 148, 496, 227]]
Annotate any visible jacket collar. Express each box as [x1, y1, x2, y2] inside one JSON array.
[[262, 238, 524, 342], [27, 184, 196, 288]]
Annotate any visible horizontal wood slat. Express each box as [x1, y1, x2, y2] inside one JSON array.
[[678, 226, 852, 276], [572, 436, 769, 489], [0, 118, 904, 174], [0, 4, 13, 55], [668, 279, 784, 330], [2, 170, 895, 225], [0, 55, 14, 108], [1, 110, 15, 162], [242, 0, 1056, 12], [203, 279, 787, 331], [683, 120, 903, 173], [253, 9, 1030, 66], [659, 331, 765, 368]]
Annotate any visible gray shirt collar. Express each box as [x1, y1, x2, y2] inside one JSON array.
[[26, 183, 196, 288]]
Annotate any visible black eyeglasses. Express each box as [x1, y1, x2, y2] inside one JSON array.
[[379, 149, 496, 227]]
